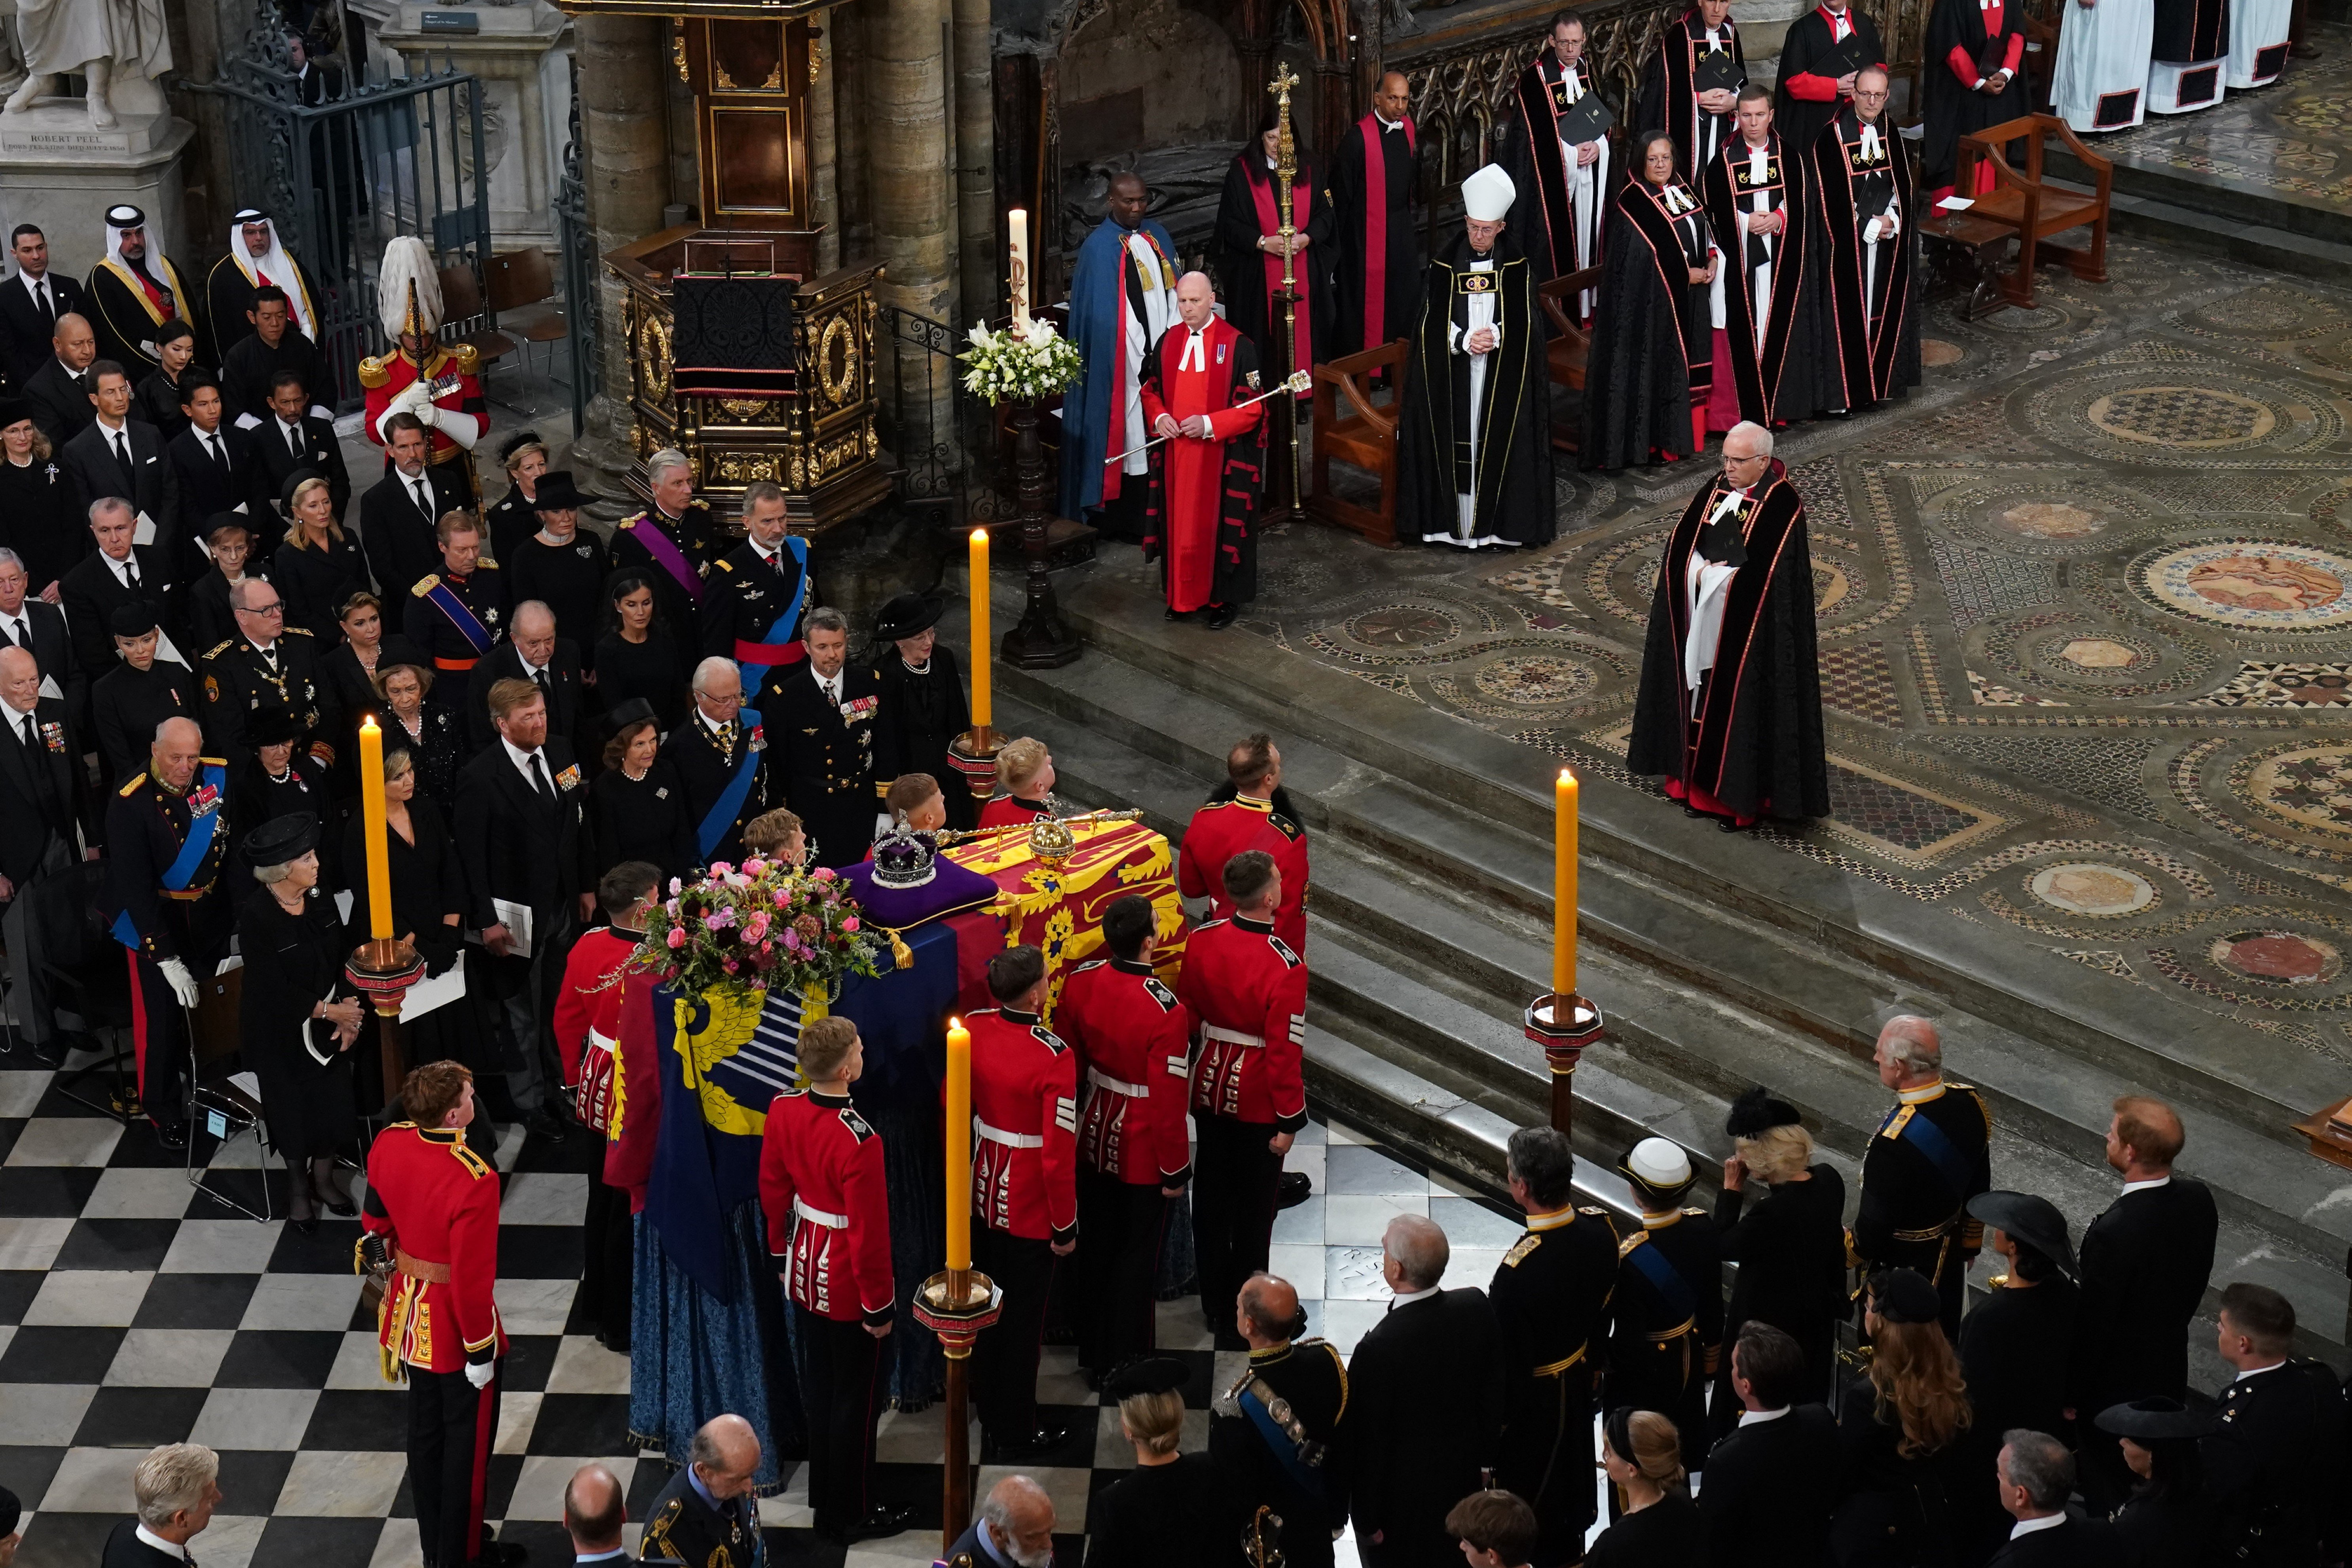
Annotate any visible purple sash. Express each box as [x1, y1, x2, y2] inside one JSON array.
[[630, 516, 704, 606]]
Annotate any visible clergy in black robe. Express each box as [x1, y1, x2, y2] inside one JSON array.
[[1322, 72, 1423, 361], [1627, 430, 1829, 826], [1398, 165, 1553, 552], [869, 593, 976, 830], [1495, 15, 1613, 308], [1214, 109, 1332, 389], [1700, 90, 1838, 430], [1140, 279, 1266, 620], [1584, 132, 1719, 471], [1813, 80, 1922, 414], [1774, 0, 1888, 153], [1923, 0, 2030, 194], [1637, 0, 1749, 180]]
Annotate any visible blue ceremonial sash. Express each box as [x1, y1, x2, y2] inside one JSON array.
[[1626, 1234, 1697, 1321], [422, 578, 494, 654], [1899, 1104, 1973, 1198], [695, 707, 764, 860], [112, 763, 227, 949], [735, 538, 811, 693], [1240, 1387, 1326, 1500]]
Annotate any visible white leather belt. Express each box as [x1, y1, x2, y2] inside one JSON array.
[[975, 1117, 1044, 1149], [793, 1196, 849, 1228], [586, 1028, 616, 1053], [1087, 1067, 1151, 1098], [1203, 1024, 1265, 1048]]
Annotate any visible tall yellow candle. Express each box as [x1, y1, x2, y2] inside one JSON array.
[[1553, 768, 1577, 997], [968, 527, 991, 730], [945, 1016, 973, 1273], [360, 717, 393, 941]]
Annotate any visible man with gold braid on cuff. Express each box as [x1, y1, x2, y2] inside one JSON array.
[[1851, 1014, 1990, 1339]]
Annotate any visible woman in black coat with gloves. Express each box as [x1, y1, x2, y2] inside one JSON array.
[[342, 743, 483, 1078], [1712, 1086, 1848, 1431]]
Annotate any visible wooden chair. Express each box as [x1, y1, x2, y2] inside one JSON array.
[[1309, 339, 1407, 548], [437, 261, 518, 374], [1538, 265, 1603, 452], [1952, 113, 2112, 311], [482, 248, 570, 375]]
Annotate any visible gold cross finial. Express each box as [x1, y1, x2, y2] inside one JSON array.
[[1267, 63, 1301, 102]]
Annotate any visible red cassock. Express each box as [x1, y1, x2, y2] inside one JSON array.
[[1139, 318, 1263, 614], [1178, 915, 1309, 1132], [550, 925, 635, 1132], [1056, 956, 1195, 1186], [361, 1124, 507, 1373], [759, 1089, 895, 1327], [967, 1007, 1079, 1243], [1176, 796, 1311, 956]]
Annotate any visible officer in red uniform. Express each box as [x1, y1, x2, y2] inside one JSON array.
[[1180, 848, 1309, 1349], [1056, 894, 1193, 1381], [1178, 735, 1311, 956], [966, 944, 1078, 1459], [358, 1060, 517, 1568], [361, 237, 488, 497], [757, 1015, 910, 1542]]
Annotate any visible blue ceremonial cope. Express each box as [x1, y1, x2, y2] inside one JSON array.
[[736, 538, 811, 693], [1241, 1387, 1326, 1500], [422, 577, 494, 653], [1626, 1234, 1698, 1321], [695, 706, 765, 860], [1059, 215, 1179, 522], [112, 763, 227, 950], [1899, 1104, 1973, 1198]]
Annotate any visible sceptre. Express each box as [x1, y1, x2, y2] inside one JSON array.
[[1267, 65, 1305, 514]]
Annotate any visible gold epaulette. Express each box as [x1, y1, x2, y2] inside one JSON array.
[[618, 512, 643, 529], [1579, 1205, 1608, 1217], [1502, 1233, 1541, 1268], [449, 1140, 493, 1180], [412, 574, 442, 598], [715, 557, 734, 571], [358, 355, 390, 389], [476, 557, 499, 571], [1682, 1206, 1706, 1216], [203, 639, 235, 661], [118, 772, 148, 796], [454, 343, 481, 376], [1618, 1231, 1648, 1259], [200, 756, 226, 767], [284, 625, 313, 637]]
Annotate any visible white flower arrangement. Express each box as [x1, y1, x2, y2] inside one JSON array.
[[959, 316, 1084, 406]]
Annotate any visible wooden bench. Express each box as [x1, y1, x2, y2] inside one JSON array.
[[1951, 112, 2113, 313], [1309, 339, 1407, 548], [1538, 265, 1603, 452]]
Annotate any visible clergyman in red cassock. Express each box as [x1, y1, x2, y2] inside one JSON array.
[[1140, 272, 1265, 631]]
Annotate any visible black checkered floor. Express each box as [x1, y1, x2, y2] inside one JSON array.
[[0, 1068, 1538, 1568]]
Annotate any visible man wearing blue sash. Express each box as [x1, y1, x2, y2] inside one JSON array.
[[103, 715, 233, 1148], [403, 512, 508, 704], [1208, 1273, 1347, 1568], [660, 657, 770, 867], [700, 480, 813, 719], [1607, 1137, 1722, 1471], [1854, 1014, 1990, 1337]]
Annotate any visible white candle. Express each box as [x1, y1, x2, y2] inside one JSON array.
[[1009, 208, 1031, 328]]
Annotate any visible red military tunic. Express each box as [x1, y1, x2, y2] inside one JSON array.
[[1179, 914, 1309, 1132], [759, 1089, 895, 1327], [1139, 317, 1263, 613], [1177, 794, 1311, 956], [551, 925, 636, 1132], [978, 793, 1052, 832], [360, 342, 487, 472], [967, 1006, 1079, 1243], [1057, 956, 1194, 1187], [360, 1122, 506, 1374]]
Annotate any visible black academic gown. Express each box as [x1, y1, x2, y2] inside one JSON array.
[[1583, 178, 1715, 470], [872, 643, 976, 831], [1922, 0, 2031, 188], [1322, 112, 1422, 360], [1700, 130, 1840, 427], [1398, 231, 1553, 550], [1812, 108, 1922, 412], [236, 884, 358, 1159], [1214, 151, 1333, 382], [1774, 6, 1889, 152], [1637, 10, 1750, 179], [1627, 461, 1830, 821]]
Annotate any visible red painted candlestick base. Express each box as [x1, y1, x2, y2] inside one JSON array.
[[914, 1267, 1002, 1549], [1524, 991, 1604, 1138], [346, 937, 426, 1111], [947, 728, 1002, 801]]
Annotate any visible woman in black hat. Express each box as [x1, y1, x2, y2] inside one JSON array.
[[341, 743, 484, 1077], [593, 572, 689, 733], [869, 591, 976, 830], [241, 705, 333, 841], [592, 698, 698, 880], [376, 662, 466, 819], [2095, 1399, 2216, 1568], [508, 471, 610, 664], [1832, 1268, 1991, 1568], [237, 812, 366, 1231], [273, 470, 372, 645], [1714, 1086, 1848, 1430], [1956, 1190, 2079, 1449], [0, 397, 76, 595]]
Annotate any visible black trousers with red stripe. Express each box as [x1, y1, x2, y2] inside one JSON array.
[[126, 949, 191, 1127], [794, 1305, 884, 1534], [408, 1360, 500, 1568], [1076, 1168, 1167, 1375]]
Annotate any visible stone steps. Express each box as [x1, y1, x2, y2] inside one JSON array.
[[2034, 158, 2352, 281]]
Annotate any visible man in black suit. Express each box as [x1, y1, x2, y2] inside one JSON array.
[[767, 606, 883, 867], [1, 225, 86, 390], [0, 645, 90, 1055], [1342, 1214, 1506, 1568], [453, 677, 596, 1137], [2070, 1095, 2219, 1509], [220, 286, 325, 426], [23, 313, 99, 447], [1698, 1323, 1840, 1568], [167, 377, 263, 535], [101, 1441, 223, 1568], [2203, 1282, 2347, 1568], [62, 361, 181, 563], [361, 414, 467, 597], [250, 370, 349, 521], [1989, 1430, 2122, 1568], [0, 545, 85, 728], [466, 600, 583, 752], [61, 499, 184, 684], [661, 657, 770, 868]]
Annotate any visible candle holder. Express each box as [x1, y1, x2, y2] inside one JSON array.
[[946, 726, 1002, 801], [914, 1266, 1002, 1547], [1524, 991, 1604, 1138], [997, 398, 1081, 669], [346, 936, 426, 1111]]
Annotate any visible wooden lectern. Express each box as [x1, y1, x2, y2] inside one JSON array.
[[555, 0, 889, 527]]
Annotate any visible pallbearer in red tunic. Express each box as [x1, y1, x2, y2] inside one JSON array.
[[1812, 70, 1922, 413], [1057, 895, 1195, 1379], [1177, 733, 1309, 957], [1626, 424, 1828, 830], [1700, 88, 1838, 431], [1140, 273, 1264, 631], [758, 1016, 908, 1541]]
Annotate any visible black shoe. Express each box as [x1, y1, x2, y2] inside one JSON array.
[[1165, 607, 1191, 622], [469, 1542, 528, 1568], [319, 1193, 358, 1219], [288, 1215, 319, 1235], [1204, 603, 1238, 630], [1718, 817, 1754, 833], [984, 1426, 1070, 1462], [525, 1108, 568, 1141], [1277, 1171, 1313, 1210], [845, 1505, 915, 1541], [155, 1121, 187, 1151]]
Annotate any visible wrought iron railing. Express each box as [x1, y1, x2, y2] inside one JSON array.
[[553, 52, 600, 427], [876, 305, 1017, 524]]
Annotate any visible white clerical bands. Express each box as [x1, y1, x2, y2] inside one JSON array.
[[1180, 331, 1206, 372], [1203, 1024, 1267, 1048], [793, 1196, 851, 1228]]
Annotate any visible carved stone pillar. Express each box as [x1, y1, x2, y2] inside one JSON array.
[[871, 0, 958, 470], [811, 16, 840, 274], [954, 0, 996, 327], [573, 10, 670, 506]]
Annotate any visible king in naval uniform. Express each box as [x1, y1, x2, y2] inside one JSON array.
[[358, 237, 487, 498], [1851, 1014, 1990, 1337]]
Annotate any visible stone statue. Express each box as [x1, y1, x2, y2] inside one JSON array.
[[2, 0, 175, 129]]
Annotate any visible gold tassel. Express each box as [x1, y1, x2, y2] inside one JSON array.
[[883, 926, 914, 969]]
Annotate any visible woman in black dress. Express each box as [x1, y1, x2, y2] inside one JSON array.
[[482, 430, 548, 568], [1833, 1269, 1989, 1568], [190, 516, 273, 654], [320, 591, 425, 795], [343, 744, 482, 1075], [508, 471, 609, 662], [1956, 1191, 2079, 1447], [1584, 130, 1720, 471], [1083, 1363, 1226, 1568], [593, 700, 698, 880], [1588, 1409, 1707, 1568], [236, 812, 365, 1232], [0, 400, 80, 595], [1713, 1086, 1849, 1428], [2097, 1399, 2216, 1568], [378, 663, 466, 818], [273, 472, 372, 644], [593, 573, 687, 732], [869, 592, 976, 829]]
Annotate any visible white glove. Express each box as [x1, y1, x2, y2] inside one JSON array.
[[158, 957, 199, 1010], [465, 1359, 495, 1390], [412, 398, 441, 430], [434, 409, 480, 450], [391, 380, 433, 415]]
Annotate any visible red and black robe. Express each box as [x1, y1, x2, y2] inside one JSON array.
[[1139, 317, 1264, 612], [1812, 108, 1921, 411], [1627, 460, 1828, 822], [1322, 112, 1422, 358], [1582, 178, 1716, 472], [1922, 0, 2029, 190], [1636, 11, 1749, 180], [1214, 150, 1332, 391], [1495, 55, 1610, 289], [1701, 130, 1837, 427], [1773, 4, 1889, 154]]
